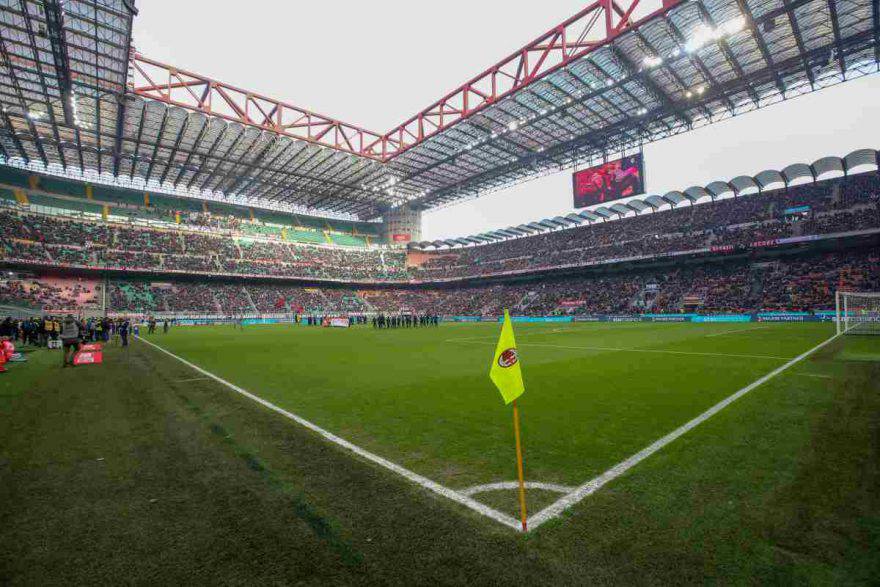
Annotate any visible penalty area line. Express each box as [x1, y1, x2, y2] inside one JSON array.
[[527, 332, 842, 530], [135, 336, 523, 532]]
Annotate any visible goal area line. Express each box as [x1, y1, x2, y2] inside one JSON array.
[[135, 332, 840, 533]]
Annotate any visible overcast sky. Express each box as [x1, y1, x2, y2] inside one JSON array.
[[132, 0, 880, 240]]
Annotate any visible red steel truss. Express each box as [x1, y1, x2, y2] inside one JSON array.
[[128, 0, 678, 162], [128, 54, 396, 161], [376, 0, 679, 159]]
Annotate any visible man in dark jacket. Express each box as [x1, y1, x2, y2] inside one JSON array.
[[60, 315, 80, 367]]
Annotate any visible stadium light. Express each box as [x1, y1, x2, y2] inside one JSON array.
[[685, 15, 746, 53], [69, 92, 89, 129], [720, 16, 746, 35], [685, 24, 715, 53], [642, 55, 664, 68]]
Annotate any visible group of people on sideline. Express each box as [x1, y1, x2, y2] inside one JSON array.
[[0, 314, 132, 369], [0, 315, 132, 346]]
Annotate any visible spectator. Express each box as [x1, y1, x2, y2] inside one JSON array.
[[60, 314, 80, 368]]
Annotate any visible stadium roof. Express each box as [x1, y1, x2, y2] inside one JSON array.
[[0, 0, 877, 221], [407, 147, 880, 249]]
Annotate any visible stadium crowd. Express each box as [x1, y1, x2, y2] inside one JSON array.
[[413, 178, 880, 279], [4, 248, 873, 317], [2, 174, 878, 283], [0, 208, 408, 281]]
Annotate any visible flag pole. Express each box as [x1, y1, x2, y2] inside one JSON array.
[[512, 399, 528, 532]]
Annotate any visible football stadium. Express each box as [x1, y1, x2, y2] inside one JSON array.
[[1, 0, 879, 583]]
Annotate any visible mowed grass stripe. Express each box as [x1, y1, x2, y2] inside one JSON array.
[[141, 323, 835, 490]]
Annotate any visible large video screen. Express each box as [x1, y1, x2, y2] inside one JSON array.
[[572, 154, 645, 208]]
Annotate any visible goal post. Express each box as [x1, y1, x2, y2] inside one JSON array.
[[836, 291, 880, 335]]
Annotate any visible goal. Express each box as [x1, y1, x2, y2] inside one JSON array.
[[836, 291, 880, 335]]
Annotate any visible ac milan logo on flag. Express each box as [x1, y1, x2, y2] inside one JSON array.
[[497, 348, 518, 368]]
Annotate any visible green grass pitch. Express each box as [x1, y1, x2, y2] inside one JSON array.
[[142, 321, 839, 517], [3, 321, 878, 583]]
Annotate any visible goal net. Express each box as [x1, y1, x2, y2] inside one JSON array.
[[836, 291, 880, 335]]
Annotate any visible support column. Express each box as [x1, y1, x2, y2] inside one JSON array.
[[382, 205, 422, 245]]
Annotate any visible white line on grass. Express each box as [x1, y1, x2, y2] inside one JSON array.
[[135, 336, 523, 532], [704, 326, 770, 338], [545, 324, 643, 335], [526, 332, 841, 530], [461, 481, 575, 496], [447, 338, 795, 361], [795, 373, 833, 379], [176, 377, 212, 383]]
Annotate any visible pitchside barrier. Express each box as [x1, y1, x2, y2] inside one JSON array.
[[447, 311, 841, 324], [133, 312, 847, 327]]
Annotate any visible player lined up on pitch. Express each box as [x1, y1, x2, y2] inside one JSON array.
[[371, 314, 439, 328]]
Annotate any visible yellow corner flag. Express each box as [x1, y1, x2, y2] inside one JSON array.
[[490, 309, 525, 405], [490, 309, 529, 531]]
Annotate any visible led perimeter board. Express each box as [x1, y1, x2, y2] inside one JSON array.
[[573, 154, 645, 208]]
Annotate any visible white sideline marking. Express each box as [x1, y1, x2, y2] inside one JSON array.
[[176, 377, 212, 383], [705, 326, 770, 338], [135, 336, 523, 531], [461, 481, 574, 497], [527, 332, 841, 530], [447, 338, 794, 361]]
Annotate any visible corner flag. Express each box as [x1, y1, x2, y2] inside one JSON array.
[[490, 310, 525, 404], [489, 309, 529, 531]]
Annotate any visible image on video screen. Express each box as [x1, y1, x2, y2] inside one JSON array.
[[572, 154, 645, 208]]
